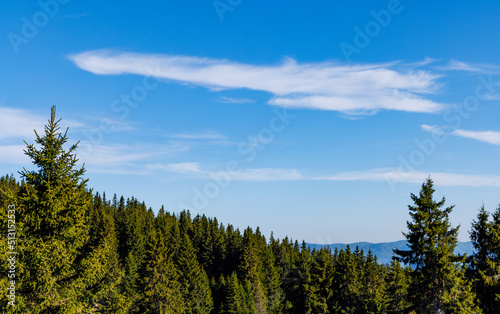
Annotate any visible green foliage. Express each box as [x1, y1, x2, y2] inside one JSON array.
[[468, 205, 500, 313], [394, 178, 481, 313], [137, 229, 185, 313], [385, 260, 410, 313], [2, 108, 497, 313], [11, 106, 107, 312], [175, 234, 214, 314]]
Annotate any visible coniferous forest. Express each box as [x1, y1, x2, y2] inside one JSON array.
[[1, 108, 499, 313]]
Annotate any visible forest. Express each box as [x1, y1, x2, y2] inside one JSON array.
[[1, 107, 499, 313]]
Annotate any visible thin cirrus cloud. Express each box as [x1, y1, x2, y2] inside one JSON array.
[[76, 143, 189, 172], [0, 106, 85, 165], [0, 107, 82, 141], [216, 96, 256, 104], [149, 162, 302, 181], [146, 162, 500, 187], [315, 168, 500, 187], [0, 145, 31, 164], [452, 129, 500, 146], [69, 50, 446, 114], [165, 131, 227, 140], [439, 60, 500, 74], [147, 162, 204, 174], [0, 107, 45, 141], [421, 124, 500, 146]]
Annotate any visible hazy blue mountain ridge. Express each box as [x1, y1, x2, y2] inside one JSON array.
[[307, 241, 475, 264]]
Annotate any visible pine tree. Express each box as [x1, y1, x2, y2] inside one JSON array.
[[14, 106, 108, 312], [394, 178, 480, 313], [469, 205, 500, 313], [331, 245, 363, 312], [261, 246, 285, 313], [385, 260, 410, 313], [137, 228, 185, 313], [239, 227, 268, 313], [486, 205, 500, 310], [85, 193, 129, 313], [220, 272, 250, 314], [0, 176, 25, 312], [360, 250, 387, 312], [305, 248, 334, 314], [176, 233, 214, 314]]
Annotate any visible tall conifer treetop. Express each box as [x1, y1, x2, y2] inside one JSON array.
[[394, 178, 479, 313], [15, 106, 106, 312], [20, 105, 89, 238]]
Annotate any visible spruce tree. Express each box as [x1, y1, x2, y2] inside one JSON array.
[[360, 250, 387, 312], [261, 246, 285, 313], [175, 233, 214, 314], [15, 106, 108, 312], [137, 228, 185, 313], [385, 260, 410, 313], [85, 193, 129, 313], [469, 205, 500, 313], [331, 245, 362, 312], [220, 272, 248, 314], [487, 205, 500, 310], [305, 248, 334, 314], [0, 175, 25, 312], [394, 178, 480, 313]]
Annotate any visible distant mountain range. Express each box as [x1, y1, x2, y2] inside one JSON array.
[[307, 240, 475, 265]]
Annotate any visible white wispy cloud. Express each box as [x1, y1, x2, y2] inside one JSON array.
[[148, 164, 500, 186], [165, 131, 227, 140], [0, 106, 85, 166], [439, 60, 500, 74], [452, 129, 500, 146], [76, 142, 189, 172], [0, 145, 31, 164], [148, 162, 302, 181], [216, 96, 256, 104], [146, 162, 204, 174], [232, 168, 302, 181], [315, 168, 500, 187], [421, 124, 449, 135], [69, 50, 445, 114], [0, 107, 46, 141]]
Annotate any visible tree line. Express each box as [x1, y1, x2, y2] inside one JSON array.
[[0, 107, 499, 313]]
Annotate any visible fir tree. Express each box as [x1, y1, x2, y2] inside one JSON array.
[[220, 272, 251, 314], [14, 106, 107, 312], [331, 245, 362, 312], [175, 233, 214, 314], [385, 260, 410, 313], [394, 178, 480, 313], [469, 205, 500, 313], [137, 229, 185, 313], [85, 193, 129, 313], [261, 246, 285, 313], [305, 248, 334, 314], [360, 250, 387, 312]]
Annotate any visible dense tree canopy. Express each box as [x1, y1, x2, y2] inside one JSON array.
[[0, 107, 498, 313]]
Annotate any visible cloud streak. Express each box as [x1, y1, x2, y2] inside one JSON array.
[[69, 50, 445, 114], [316, 168, 500, 187], [165, 131, 227, 140], [452, 129, 500, 146]]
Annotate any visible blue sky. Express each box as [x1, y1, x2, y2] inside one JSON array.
[[1, 0, 500, 243]]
